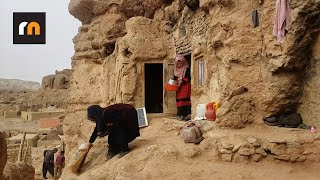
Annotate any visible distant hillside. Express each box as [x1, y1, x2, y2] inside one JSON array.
[[0, 78, 40, 91]]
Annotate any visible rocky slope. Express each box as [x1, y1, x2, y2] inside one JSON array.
[[62, 118, 320, 180], [29, 69, 72, 108], [0, 79, 40, 91], [0, 70, 71, 108]]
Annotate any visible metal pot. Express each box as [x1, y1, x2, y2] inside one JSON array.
[[168, 79, 178, 85]]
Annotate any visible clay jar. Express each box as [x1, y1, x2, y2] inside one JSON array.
[[205, 102, 216, 121]]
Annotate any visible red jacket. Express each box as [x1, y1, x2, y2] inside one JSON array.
[[175, 68, 191, 107]]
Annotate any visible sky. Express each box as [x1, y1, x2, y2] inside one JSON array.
[[0, 0, 81, 83]]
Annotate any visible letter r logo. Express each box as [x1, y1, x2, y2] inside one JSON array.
[[13, 12, 46, 44], [19, 22, 41, 36]]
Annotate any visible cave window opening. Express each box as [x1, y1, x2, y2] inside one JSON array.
[[195, 56, 204, 87]]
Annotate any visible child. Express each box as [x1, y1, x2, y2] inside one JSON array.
[[54, 150, 65, 180]]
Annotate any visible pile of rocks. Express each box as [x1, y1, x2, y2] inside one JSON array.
[[216, 134, 320, 163]]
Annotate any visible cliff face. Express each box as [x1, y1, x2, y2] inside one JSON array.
[[66, 0, 320, 127], [62, 0, 320, 178], [29, 69, 72, 108]]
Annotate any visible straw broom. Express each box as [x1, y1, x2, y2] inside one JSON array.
[[70, 149, 89, 174]]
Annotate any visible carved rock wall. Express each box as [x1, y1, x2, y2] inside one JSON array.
[[64, 1, 320, 173], [0, 132, 6, 180]]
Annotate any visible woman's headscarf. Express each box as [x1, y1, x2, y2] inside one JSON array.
[[87, 105, 107, 136], [87, 105, 102, 120], [174, 54, 188, 84]]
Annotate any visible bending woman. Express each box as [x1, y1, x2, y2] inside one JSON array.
[[84, 103, 140, 160]]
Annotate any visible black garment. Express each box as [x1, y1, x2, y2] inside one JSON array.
[[184, 68, 191, 82], [88, 105, 107, 143], [108, 127, 129, 154], [264, 112, 304, 128], [42, 150, 54, 178], [87, 104, 140, 153], [89, 126, 100, 144], [44, 150, 54, 163], [42, 161, 54, 178], [177, 105, 191, 117]]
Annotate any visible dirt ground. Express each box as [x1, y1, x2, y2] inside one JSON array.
[[1, 115, 320, 180], [61, 118, 320, 180]]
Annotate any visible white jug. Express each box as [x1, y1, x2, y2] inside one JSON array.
[[196, 104, 206, 118]]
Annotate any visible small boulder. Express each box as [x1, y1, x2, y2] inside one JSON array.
[[221, 154, 232, 162], [233, 154, 249, 163], [252, 154, 263, 162], [302, 149, 313, 155], [232, 144, 241, 153], [247, 137, 261, 147], [268, 143, 286, 155], [221, 141, 234, 150], [289, 155, 299, 162], [219, 148, 232, 154], [274, 155, 290, 161], [238, 147, 255, 156], [255, 148, 267, 157], [296, 155, 306, 162], [267, 138, 286, 144]]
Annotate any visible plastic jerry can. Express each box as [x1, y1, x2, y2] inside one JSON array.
[[205, 102, 216, 121], [196, 104, 206, 118]]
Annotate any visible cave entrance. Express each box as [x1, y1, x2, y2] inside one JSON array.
[[144, 63, 163, 113]]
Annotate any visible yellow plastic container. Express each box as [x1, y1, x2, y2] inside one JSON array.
[[214, 102, 219, 112]]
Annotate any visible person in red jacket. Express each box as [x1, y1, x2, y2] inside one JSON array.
[[54, 150, 65, 180], [173, 54, 191, 121]]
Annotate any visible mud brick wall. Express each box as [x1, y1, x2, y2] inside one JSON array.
[[6, 144, 32, 164]]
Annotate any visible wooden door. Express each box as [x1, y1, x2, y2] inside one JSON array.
[[163, 60, 177, 114]]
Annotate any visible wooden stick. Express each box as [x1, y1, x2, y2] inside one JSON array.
[[23, 141, 29, 162], [62, 141, 65, 151], [17, 131, 26, 162]]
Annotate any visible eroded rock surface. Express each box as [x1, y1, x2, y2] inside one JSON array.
[[0, 132, 7, 180], [64, 0, 320, 178], [3, 162, 35, 180]]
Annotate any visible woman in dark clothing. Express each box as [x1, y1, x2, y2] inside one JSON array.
[[86, 103, 140, 160], [173, 54, 191, 121]]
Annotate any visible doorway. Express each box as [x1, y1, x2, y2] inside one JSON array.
[[185, 54, 191, 69], [145, 63, 163, 113]]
